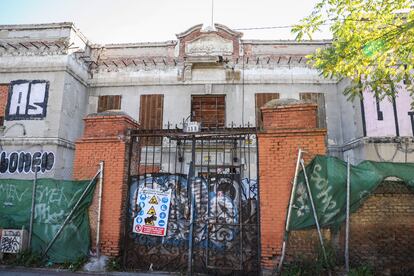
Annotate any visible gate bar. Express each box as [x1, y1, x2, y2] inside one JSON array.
[[187, 135, 196, 276], [276, 148, 303, 274]]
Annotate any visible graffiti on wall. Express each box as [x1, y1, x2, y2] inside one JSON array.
[[363, 89, 414, 136], [0, 151, 54, 174], [0, 229, 27, 253], [5, 80, 49, 120], [126, 173, 259, 271]]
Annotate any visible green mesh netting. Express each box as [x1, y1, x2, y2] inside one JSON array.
[[0, 178, 95, 262], [289, 156, 414, 230]]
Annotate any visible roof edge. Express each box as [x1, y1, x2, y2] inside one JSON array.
[[242, 39, 332, 45], [93, 40, 178, 49], [176, 24, 204, 39], [0, 22, 90, 45]]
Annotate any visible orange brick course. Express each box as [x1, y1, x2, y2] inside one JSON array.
[[0, 84, 9, 122], [261, 103, 318, 130], [258, 102, 326, 271]]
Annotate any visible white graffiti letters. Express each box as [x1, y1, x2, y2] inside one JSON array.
[[0, 184, 30, 204], [6, 80, 49, 120], [310, 164, 340, 222]]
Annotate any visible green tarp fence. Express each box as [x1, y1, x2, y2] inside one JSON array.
[[289, 155, 414, 231], [0, 178, 96, 263]]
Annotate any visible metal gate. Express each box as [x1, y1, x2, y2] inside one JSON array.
[[122, 126, 260, 275]]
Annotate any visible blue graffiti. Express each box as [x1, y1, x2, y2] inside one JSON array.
[[129, 174, 258, 250]]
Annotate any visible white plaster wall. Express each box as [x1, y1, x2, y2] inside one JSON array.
[[0, 142, 74, 180], [58, 71, 89, 142]]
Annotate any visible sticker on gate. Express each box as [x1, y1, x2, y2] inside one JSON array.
[[133, 187, 172, 236]]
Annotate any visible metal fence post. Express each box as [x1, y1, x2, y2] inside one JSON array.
[[96, 161, 104, 258], [28, 168, 38, 249], [345, 156, 351, 272], [276, 148, 303, 274], [300, 159, 329, 267]]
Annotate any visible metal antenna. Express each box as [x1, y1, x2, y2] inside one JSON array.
[[211, 0, 214, 27]]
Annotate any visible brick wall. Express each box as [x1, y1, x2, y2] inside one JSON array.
[[285, 181, 414, 275], [258, 100, 326, 272], [342, 181, 414, 274], [261, 103, 318, 130], [286, 229, 332, 261], [0, 84, 8, 125], [73, 113, 139, 257]]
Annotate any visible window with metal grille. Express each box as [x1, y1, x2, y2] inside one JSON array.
[[299, 92, 326, 128], [97, 95, 122, 113], [255, 93, 280, 129], [191, 95, 225, 128], [0, 84, 8, 127]]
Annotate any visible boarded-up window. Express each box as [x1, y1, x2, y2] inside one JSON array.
[[191, 95, 225, 128], [97, 95, 121, 113], [0, 84, 8, 126], [139, 94, 164, 129], [299, 93, 326, 128], [255, 93, 280, 128]]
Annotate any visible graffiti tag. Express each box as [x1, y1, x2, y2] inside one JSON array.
[[5, 80, 49, 120], [0, 151, 54, 174], [0, 229, 24, 253]]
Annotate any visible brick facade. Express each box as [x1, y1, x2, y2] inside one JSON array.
[[342, 181, 414, 274], [258, 100, 326, 272], [286, 181, 414, 275], [73, 112, 139, 256], [0, 84, 8, 125]]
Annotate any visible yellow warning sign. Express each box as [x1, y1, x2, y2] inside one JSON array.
[[147, 206, 157, 216], [149, 195, 158, 205]]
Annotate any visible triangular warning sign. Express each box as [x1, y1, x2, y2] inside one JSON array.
[[147, 206, 157, 216], [149, 195, 158, 205]]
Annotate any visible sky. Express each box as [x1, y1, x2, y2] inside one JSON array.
[[0, 0, 331, 44]]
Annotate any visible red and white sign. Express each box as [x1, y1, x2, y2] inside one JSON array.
[[133, 187, 172, 237]]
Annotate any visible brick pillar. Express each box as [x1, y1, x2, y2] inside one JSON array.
[[258, 100, 326, 273], [73, 112, 139, 257]]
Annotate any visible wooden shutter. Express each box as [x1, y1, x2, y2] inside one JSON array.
[[191, 95, 225, 128], [139, 94, 164, 145], [139, 94, 164, 129], [299, 93, 326, 128], [0, 84, 8, 126], [255, 93, 280, 128], [97, 95, 122, 113]]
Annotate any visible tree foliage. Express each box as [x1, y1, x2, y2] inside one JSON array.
[[293, 0, 414, 101]]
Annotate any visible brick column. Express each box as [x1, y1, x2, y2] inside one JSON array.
[[73, 111, 139, 257], [258, 100, 326, 273]]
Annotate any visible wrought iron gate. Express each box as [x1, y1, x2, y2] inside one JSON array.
[[123, 126, 260, 275]]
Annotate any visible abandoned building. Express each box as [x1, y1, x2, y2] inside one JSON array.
[[0, 22, 413, 274]]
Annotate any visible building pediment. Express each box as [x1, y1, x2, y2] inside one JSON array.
[[177, 23, 242, 59], [185, 33, 233, 57]]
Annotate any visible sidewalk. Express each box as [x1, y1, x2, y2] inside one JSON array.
[[0, 266, 179, 276]]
